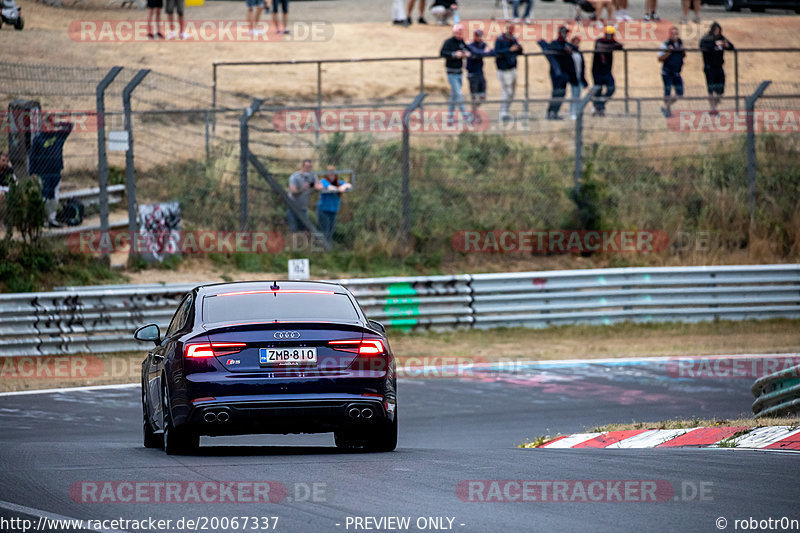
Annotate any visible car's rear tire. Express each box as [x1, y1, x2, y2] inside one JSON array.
[[162, 382, 198, 455], [365, 412, 398, 452], [335, 411, 398, 452]]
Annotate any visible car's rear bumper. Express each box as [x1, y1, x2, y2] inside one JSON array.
[[183, 394, 395, 436]]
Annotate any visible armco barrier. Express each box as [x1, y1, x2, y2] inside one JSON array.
[[1, 264, 798, 356], [752, 364, 800, 418]]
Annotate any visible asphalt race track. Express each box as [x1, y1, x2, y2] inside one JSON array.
[[1, 356, 798, 533]]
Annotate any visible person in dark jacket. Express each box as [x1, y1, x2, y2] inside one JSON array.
[[569, 36, 589, 120], [440, 24, 471, 124], [466, 29, 494, 119], [494, 22, 523, 121], [699, 21, 733, 115], [591, 26, 623, 117], [29, 121, 72, 228], [658, 26, 685, 118], [540, 26, 577, 120]]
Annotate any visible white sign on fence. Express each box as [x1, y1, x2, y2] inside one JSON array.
[[108, 131, 129, 152], [288, 258, 310, 280]]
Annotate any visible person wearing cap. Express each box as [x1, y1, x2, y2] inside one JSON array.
[[494, 22, 524, 122], [569, 36, 589, 120], [539, 26, 577, 121], [440, 24, 471, 124], [658, 26, 685, 118], [591, 25, 623, 117], [699, 22, 733, 115], [467, 29, 494, 120]]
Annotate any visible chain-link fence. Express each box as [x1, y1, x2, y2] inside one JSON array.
[[2, 58, 799, 267]]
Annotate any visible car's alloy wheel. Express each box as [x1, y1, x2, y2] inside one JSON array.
[[162, 381, 198, 455]]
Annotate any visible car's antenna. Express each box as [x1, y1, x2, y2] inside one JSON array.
[[270, 281, 280, 294]]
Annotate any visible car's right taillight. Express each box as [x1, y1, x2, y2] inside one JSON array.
[[329, 339, 388, 371]]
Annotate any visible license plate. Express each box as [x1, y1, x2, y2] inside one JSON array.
[[260, 347, 317, 366]]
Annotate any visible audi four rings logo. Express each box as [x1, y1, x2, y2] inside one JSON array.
[[274, 331, 301, 339]]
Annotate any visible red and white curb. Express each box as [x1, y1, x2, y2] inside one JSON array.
[[537, 426, 800, 450]]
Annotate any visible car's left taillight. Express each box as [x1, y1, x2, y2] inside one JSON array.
[[184, 343, 246, 358]]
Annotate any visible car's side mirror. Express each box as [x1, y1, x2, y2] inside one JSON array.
[[368, 320, 386, 334], [134, 323, 161, 345]]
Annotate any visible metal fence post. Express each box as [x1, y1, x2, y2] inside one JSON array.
[[573, 90, 596, 195], [239, 99, 263, 232], [401, 93, 427, 248], [212, 63, 218, 134], [734, 50, 740, 114], [121, 69, 150, 265], [523, 55, 530, 118], [316, 61, 322, 147], [746, 80, 771, 223], [96, 66, 123, 264], [623, 50, 629, 115]]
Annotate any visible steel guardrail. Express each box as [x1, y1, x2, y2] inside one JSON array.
[[1, 264, 798, 356], [752, 363, 800, 418]]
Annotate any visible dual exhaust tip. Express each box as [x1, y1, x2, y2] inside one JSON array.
[[348, 406, 374, 420], [203, 410, 230, 423]]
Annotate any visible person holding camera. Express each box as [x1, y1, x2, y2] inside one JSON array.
[[658, 26, 685, 118], [316, 166, 352, 244], [29, 121, 72, 228]]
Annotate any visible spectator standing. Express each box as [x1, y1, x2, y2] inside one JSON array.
[[613, 0, 632, 20], [466, 29, 494, 119], [316, 166, 352, 244], [245, 0, 266, 36], [510, 0, 533, 24], [392, 0, 406, 25], [494, 22, 523, 122], [644, 0, 659, 20], [540, 26, 577, 121], [591, 26, 623, 117], [406, 0, 427, 25], [658, 26, 685, 118], [29, 122, 72, 228], [569, 36, 589, 120], [431, 0, 459, 25], [272, 0, 290, 34], [440, 24, 471, 124], [681, 0, 700, 24], [287, 159, 318, 233], [0, 151, 15, 192], [699, 22, 733, 115], [146, 0, 164, 39], [165, 0, 186, 39], [592, 0, 613, 28]]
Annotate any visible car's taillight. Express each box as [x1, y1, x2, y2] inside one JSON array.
[[328, 339, 386, 355], [185, 343, 246, 358], [329, 339, 388, 371]]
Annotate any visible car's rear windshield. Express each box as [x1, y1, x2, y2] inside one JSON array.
[[202, 291, 360, 323]]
